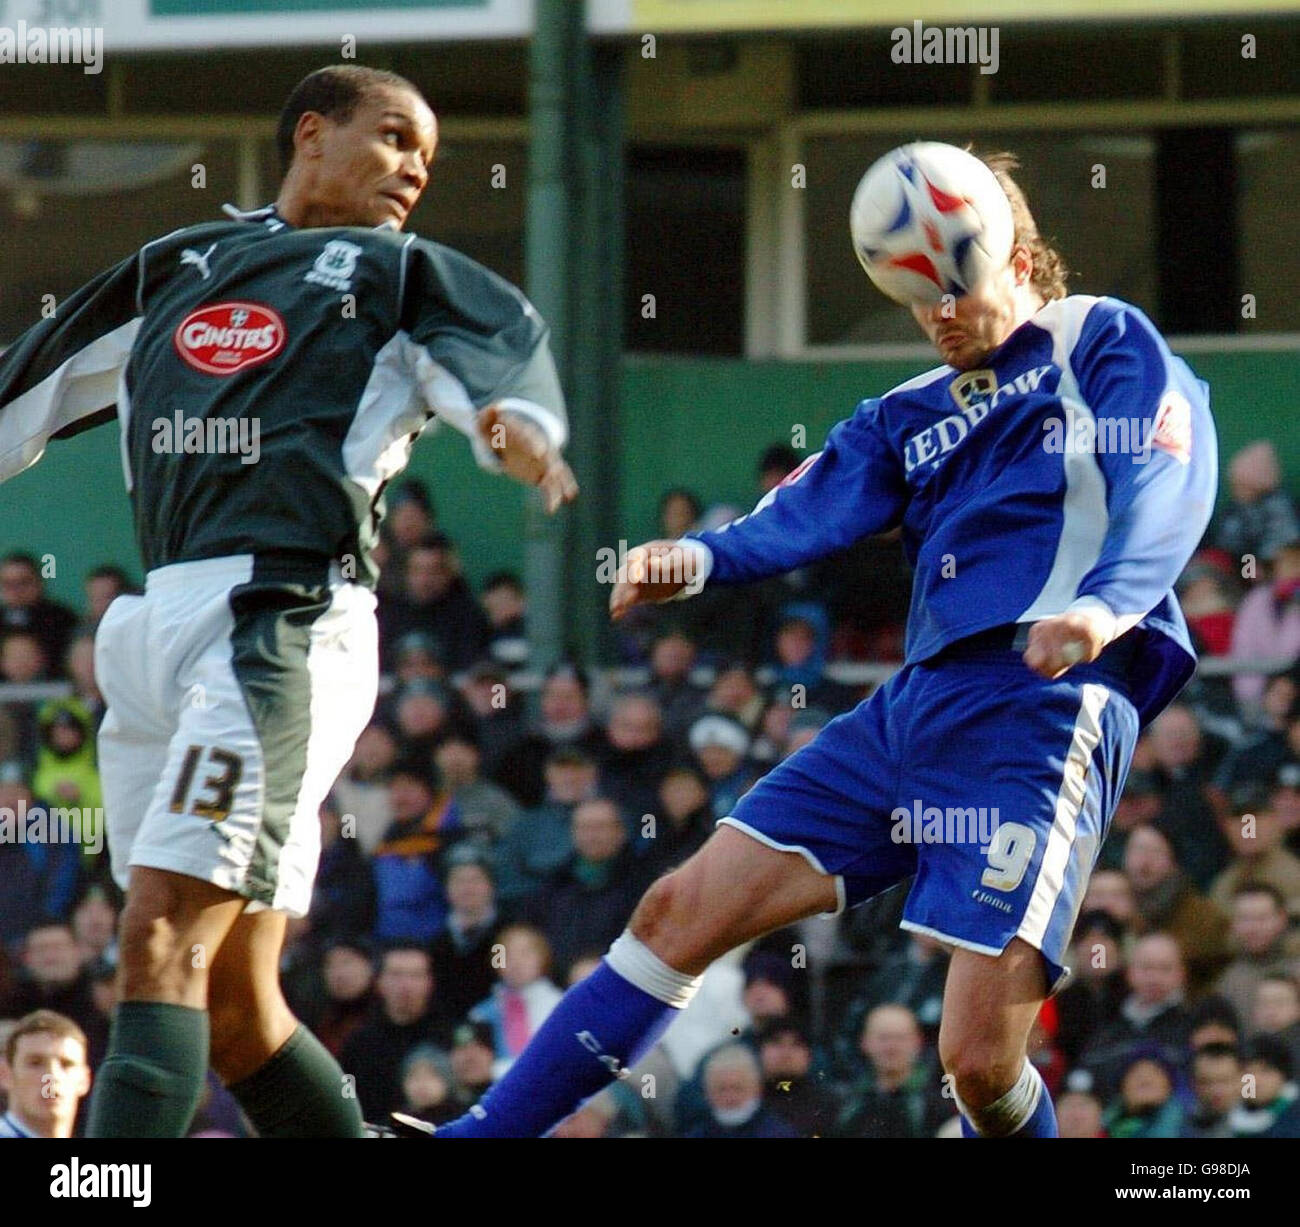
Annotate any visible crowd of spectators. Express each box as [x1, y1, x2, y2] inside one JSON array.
[[2, 438, 1299, 1138]]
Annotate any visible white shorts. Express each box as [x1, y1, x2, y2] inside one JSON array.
[[94, 554, 378, 916]]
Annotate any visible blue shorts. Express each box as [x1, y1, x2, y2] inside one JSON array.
[[723, 637, 1140, 991]]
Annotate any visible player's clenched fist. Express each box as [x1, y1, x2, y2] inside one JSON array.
[[609, 540, 699, 620], [478, 404, 579, 513], [1022, 612, 1109, 679]]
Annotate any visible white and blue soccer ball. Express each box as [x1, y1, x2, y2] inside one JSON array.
[[849, 141, 1015, 305]]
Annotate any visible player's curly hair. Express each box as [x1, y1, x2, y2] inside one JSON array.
[[276, 65, 425, 175], [977, 150, 1070, 302]]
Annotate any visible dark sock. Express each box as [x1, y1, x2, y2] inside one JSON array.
[[86, 1001, 209, 1138], [227, 1023, 365, 1138]]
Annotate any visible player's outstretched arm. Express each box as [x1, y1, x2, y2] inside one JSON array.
[[476, 404, 577, 513], [609, 539, 702, 619], [686, 399, 908, 588], [0, 253, 141, 483]]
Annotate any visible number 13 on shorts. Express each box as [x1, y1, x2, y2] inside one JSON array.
[[168, 744, 244, 822]]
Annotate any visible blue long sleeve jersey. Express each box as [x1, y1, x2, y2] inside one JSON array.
[[685, 296, 1218, 728]]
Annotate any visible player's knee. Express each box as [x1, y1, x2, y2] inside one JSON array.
[[943, 1045, 1023, 1111], [628, 869, 709, 967]]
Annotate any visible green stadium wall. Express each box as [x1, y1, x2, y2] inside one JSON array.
[[5, 352, 1297, 613]]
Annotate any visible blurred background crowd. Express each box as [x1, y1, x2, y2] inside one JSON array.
[[2, 434, 1299, 1139]]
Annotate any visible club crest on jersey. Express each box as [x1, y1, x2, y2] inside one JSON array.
[[948, 368, 996, 413], [174, 302, 286, 375], [304, 239, 363, 292], [906, 363, 1055, 474]]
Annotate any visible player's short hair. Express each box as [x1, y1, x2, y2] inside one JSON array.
[[977, 150, 1069, 303], [4, 1010, 88, 1066], [277, 65, 426, 175]]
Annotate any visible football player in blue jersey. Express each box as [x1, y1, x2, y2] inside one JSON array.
[[419, 150, 1217, 1140]]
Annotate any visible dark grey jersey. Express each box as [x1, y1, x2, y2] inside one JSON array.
[[0, 204, 566, 587]]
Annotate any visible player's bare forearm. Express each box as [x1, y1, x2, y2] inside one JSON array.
[[477, 404, 578, 513]]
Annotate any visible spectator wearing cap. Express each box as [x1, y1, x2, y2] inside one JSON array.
[[1103, 1053, 1184, 1138], [1231, 1036, 1300, 1137], [598, 693, 674, 831], [1124, 825, 1229, 993], [0, 552, 78, 676], [340, 944, 452, 1121], [1145, 704, 1231, 889], [684, 1043, 796, 1139], [372, 758, 463, 943], [1078, 933, 1194, 1101], [434, 731, 520, 850], [468, 923, 563, 1076], [528, 797, 650, 978], [1211, 794, 1300, 921], [331, 722, 397, 857], [758, 1018, 838, 1137], [1214, 885, 1300, 1026], [1054, 911, 1128, 1067], [1213, 441, 1300, 574], [1213, 679, 1300, 796], [833, 1004, 951, 1139], [397, 1043, 459, 1127], [310, 939, 376, 1057], [391, 631, 448, 686], [491, 663, 607, 809], [308, 794, 376, 946], [480, 572, 528, 669], [492, 748, 596, 904], [688, 714, 757, 820], [646, 630, 706, 738], [429, 849, 506, 1024], [377, 534, 491, 674], [375, 479, 436, 598], [1181, 1042, 1242, 1139], [1229, 539, 1300, 711], [1252, 974, 1300, 1075], [386, 678, 458, 764], [447, 1021, 497, 1110], [644, 763, 715, 877]]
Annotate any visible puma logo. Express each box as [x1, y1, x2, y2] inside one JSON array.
[[180, 243, 217, 281]]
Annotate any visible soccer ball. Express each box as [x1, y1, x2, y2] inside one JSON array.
[[849, 142, 1015, 305]]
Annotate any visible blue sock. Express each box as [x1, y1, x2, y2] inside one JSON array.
[[436, 939, 694, 1138], [1009, 1080, 1059, 1137], [960, 1063, 1058, 1138]]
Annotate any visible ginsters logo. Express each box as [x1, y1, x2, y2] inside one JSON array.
[[173, 302, 286, 376]]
